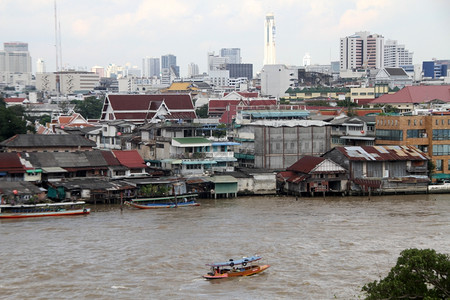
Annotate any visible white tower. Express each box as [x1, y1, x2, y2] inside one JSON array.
[[36, 58, 46, 73], [264, 13, 276, 65], [303, 53, 311, 66]]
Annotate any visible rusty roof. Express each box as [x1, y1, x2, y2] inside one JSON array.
[[334, 146, 428, 161]]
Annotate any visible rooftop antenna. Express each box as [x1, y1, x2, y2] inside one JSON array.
[[54, 0, 60, 96]]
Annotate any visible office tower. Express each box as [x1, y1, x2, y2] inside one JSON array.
[[220, 48, 241, 64], [143, 57, 160, 77], [264, 13, 276, 65], [37, 58, 46, 74], [207, 52, 228, 71], [384, 40, 413, 68], [423, 61, 448, 79], [161, 54, 178, 77], [340, 32, 384, 71], [0, 42, 32, 73], [187, 63, 199, 77]]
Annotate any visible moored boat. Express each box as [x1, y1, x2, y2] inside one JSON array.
[[0, 201, 90, 219], [124, 194, 199, 209], [203, 255, 270, 279]]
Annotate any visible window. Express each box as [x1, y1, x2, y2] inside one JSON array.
[[436, 159, 443, 171], [376, 129, 403, 141], [432, 129, 450, 140], [407, 129, 426, 138], [432, 144, 450, 156]]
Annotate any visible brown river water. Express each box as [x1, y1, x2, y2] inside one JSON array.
[[1, 194, 449, 299]]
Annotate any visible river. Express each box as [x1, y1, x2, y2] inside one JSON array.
[[1, 194, 449, 299]]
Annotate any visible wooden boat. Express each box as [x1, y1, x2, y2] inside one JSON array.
[[0, 201, 90, 219], [203, 255, 270, 279], [125, 194, 199, 209]]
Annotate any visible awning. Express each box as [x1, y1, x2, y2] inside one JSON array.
[[26, 169, 42, 173], [182, 160, 217, 165], [42, 167, 68, 173], [214, 157, 238, 162], [212, 142, 241, 146], [432, 173, 450, 179]]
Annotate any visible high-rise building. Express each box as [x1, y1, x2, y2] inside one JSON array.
[[187, 63, 199, 77], [0, 42, 32, 85], [36, 58, 46, 74], [207, 52, 228, 71], [143, 57, 160, 78], [220, 48, 241, 64], [340, 31, 384, 71], [264, 13, 276, 65], [384, 40, 413, 68], [161, 54, 179, 77]]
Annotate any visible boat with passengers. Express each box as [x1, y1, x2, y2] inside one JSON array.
[[0, 201, 90, 219], [125, 193, 199, 209], [203, 255, 270, 279]]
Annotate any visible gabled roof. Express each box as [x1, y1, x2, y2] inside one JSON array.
[[287, 156, 325, 173], [22, 151, 108, 169], [332, 146, 428, 161], [0, 153, 25, 173], [0, 134, 97, 148], [101, 150, 122, 166], [112, 150, 145, 169], [384, 67, 409, 76], [4, 98, 26, 103], [370, 85, 450, 104]]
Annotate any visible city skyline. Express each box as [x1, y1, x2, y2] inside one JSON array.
[[1, 0, 449, 77]]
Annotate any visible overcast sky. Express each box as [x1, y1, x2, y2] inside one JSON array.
[[1, 0, 449, 77]]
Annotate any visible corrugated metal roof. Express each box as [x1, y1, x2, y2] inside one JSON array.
[[335, 146, 428, 161], [0, 134, 96, 148]]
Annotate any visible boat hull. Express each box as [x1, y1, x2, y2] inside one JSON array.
[[203, 264, 270, 279], [0, 208, 90, 219], [125, 201, 200, 209]]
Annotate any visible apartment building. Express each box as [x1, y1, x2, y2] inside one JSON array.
[[375, 114, 450, 181]]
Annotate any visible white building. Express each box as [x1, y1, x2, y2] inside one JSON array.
[[187, 63, 199, 78], [220, 48, 241, 64], [207, 70, 230, 87], [36, 71, 100, 94], [207, 52, 228, 71], [384, 39, 413, 68], [303, 53, 311, 66], [264, 13, 276, 65], [36, 58, 46, 74], [0, 42, 32, 85], [142, 57, 160, 78], [260, 64, 297, 98], [340, 31, 384, 71]]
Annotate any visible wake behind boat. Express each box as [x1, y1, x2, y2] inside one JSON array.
[[203, 255, 270, 279], [125, 194, 199, 209], [0, 201, 90, 219]]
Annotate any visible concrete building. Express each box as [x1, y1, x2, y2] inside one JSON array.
[[375, 113, 450, 182], [340, 31, 384, 71], [226, 63, 253, 80], [264, 13, 276, 65], [207, 52, 228, 71], [384, 39, 413, 68], [423, 61, 448, 79], [36, 71, 100, 94], [36, 58, 46, 74], [260, 64, 297, 98], [0, 42, 32, 85], [143, 57, 160, 78], [375, 67, 413, 89], [220, 48, 241, 64], [187, 63, 199, 78]]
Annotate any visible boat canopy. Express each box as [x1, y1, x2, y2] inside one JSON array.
[[206, 255, 261, 267]]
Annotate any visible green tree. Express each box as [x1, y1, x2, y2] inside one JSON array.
[[0, 98, 29, 141], [212, 123, 227, 138], [196, 104, 208, 118], [362, 248, 450, 299], [72, 96, 104, 119]]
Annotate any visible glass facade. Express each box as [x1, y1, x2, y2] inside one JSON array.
[[376, 129, 403, 141]]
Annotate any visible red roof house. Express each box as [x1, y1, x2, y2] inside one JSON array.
[[112, 150, 146, 170]]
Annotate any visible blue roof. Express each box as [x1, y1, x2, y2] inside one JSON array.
[[206, 255, 262, 267], [212, 142, 241, 146]]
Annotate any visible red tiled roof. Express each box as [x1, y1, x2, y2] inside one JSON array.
[[113, 112, 155, 120], [0, 153, 25, 173], [101, 150, 121, 166], [370, 85, 450, 104], [287, 156, 325, 173], [107, 94, 194, 110], [4, 98, 26, 103], [249, 99, 277, 106], [208, 100, 241, 109], [112, 150, 145, 169]]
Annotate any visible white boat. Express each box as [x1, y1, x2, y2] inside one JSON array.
[[0, 201, 90, 219]]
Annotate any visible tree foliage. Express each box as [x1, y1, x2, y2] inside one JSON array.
[[362, 248, 450, 300], [0, 98, 29, 141], [72, 96, 104, 119], [196, 104, 208, 118]]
